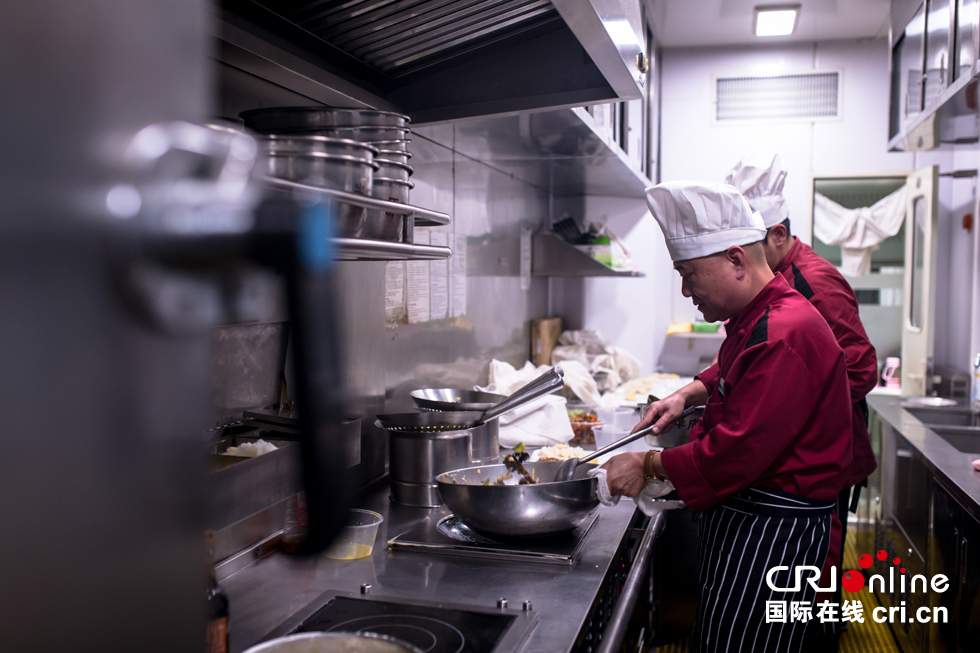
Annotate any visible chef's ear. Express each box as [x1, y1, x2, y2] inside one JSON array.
[[724, 245, 749, 277], [768, 223, 790, 247]]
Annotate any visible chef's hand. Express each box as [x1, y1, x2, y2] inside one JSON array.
[[601, 452, 647, 497], [632, 380, 708, 434], [633, 392, 686, 434]]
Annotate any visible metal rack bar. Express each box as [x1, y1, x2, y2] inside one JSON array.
[[263, 176, 450, 227], [334, 238, 453, 260]]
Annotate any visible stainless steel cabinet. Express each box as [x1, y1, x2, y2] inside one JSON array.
[[925, 0, 952, 107], [929, 480, 980, 652], [892, 3, 927, 138], [930, 481, 961, 652], [956, 0, 979, 78], [889, 0, 980, 142]]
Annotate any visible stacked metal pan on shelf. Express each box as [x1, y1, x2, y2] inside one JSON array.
[[240, 107, 415, 242]]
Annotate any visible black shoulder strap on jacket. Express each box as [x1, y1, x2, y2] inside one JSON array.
[[791, 263, 815, 300], [744, 306, 770, 350]]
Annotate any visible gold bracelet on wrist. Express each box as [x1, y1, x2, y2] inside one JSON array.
[[643, 450, 666, 481]]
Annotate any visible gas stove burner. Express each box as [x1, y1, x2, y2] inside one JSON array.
[[436, 516, 498, 544], [326, 614, 464, 653]]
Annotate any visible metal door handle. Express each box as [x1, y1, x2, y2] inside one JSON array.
[[961, 536, 969, 588]]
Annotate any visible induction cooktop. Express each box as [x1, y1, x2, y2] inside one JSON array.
[[261, 590, 537, 653], [388, 509, 599, 566]]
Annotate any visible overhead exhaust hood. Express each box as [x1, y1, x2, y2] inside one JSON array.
[[217, 0, 647, 123]]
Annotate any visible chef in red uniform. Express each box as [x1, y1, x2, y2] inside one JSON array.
[[725, 153, 878, 650], [603, 181, 853, 653]]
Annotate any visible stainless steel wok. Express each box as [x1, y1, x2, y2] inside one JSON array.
[[436, 461, 599, 538]]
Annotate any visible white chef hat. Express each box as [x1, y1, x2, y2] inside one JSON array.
[[724, 153, 789, 228], [645, 181, 767, 262]]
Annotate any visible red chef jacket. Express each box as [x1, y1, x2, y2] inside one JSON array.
[[661, 274, 853, 512], [775, 238, 878, 487], [696, 239, 878, 489]]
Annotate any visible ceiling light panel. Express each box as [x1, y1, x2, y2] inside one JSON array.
[[755, 5, 800, 37]]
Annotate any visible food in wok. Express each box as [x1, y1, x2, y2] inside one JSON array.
[[436, 460, 599, 537]]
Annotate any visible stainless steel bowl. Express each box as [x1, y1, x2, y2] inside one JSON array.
[[372, 177, 413, 202], [376, 159, 414, 181], [240, 107, 411, 132], [436, 461, 599, 537], [362, 177, 415, 242], [260, 134, 379, 161], [243, 632, 423, 653], [319, 126, 411, 142], [376, 149, 412, 165], [369, 139, 412, 152], [259, 135, 381, 237]]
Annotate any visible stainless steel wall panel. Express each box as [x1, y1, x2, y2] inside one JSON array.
[[210, 322, 290, 423], [384, 127, 550, 416], [331, 261, 388, 483]]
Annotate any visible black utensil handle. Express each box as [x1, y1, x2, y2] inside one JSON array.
[[253, 196, 351, 555]]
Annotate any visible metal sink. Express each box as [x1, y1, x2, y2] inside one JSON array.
[[904, 405, 980, 427], [929, 426, 980, 454]]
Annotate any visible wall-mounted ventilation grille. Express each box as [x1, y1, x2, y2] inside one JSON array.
[[716, 72, 839, 121]]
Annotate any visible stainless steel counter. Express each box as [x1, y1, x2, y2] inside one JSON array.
[[222, 488, 641, 653], [868, 394, 980, 520]]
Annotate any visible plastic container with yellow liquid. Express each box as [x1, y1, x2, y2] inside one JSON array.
[[323, 509, 383, 560]]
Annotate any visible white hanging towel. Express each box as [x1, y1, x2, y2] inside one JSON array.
[[812, 186, 908, 277]]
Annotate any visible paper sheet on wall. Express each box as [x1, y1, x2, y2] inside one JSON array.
[[406, 230, 430, 324], [429, 231, 449, 320], [384, 261, 405, 325], [452, 234, 467, 317], [520, 227, 532, 291]]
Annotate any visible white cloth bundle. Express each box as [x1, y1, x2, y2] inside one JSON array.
[[477, 360, 574, 448], [813, 186, 907, 277], [551, 329, 643, 393], [587, 467, 685, 517]]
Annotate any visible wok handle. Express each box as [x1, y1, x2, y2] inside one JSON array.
[[481, 366, 564, 422]]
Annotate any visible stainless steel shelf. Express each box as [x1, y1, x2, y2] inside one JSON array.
[[263, 176, 451, 227], [888, 65, 980, 152], [432, 106, 654, 198], [335, 238, 452, 261], [531, 233, 644, 277]]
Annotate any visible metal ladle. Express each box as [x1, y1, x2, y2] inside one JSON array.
[[553, 405, 701, 482]]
